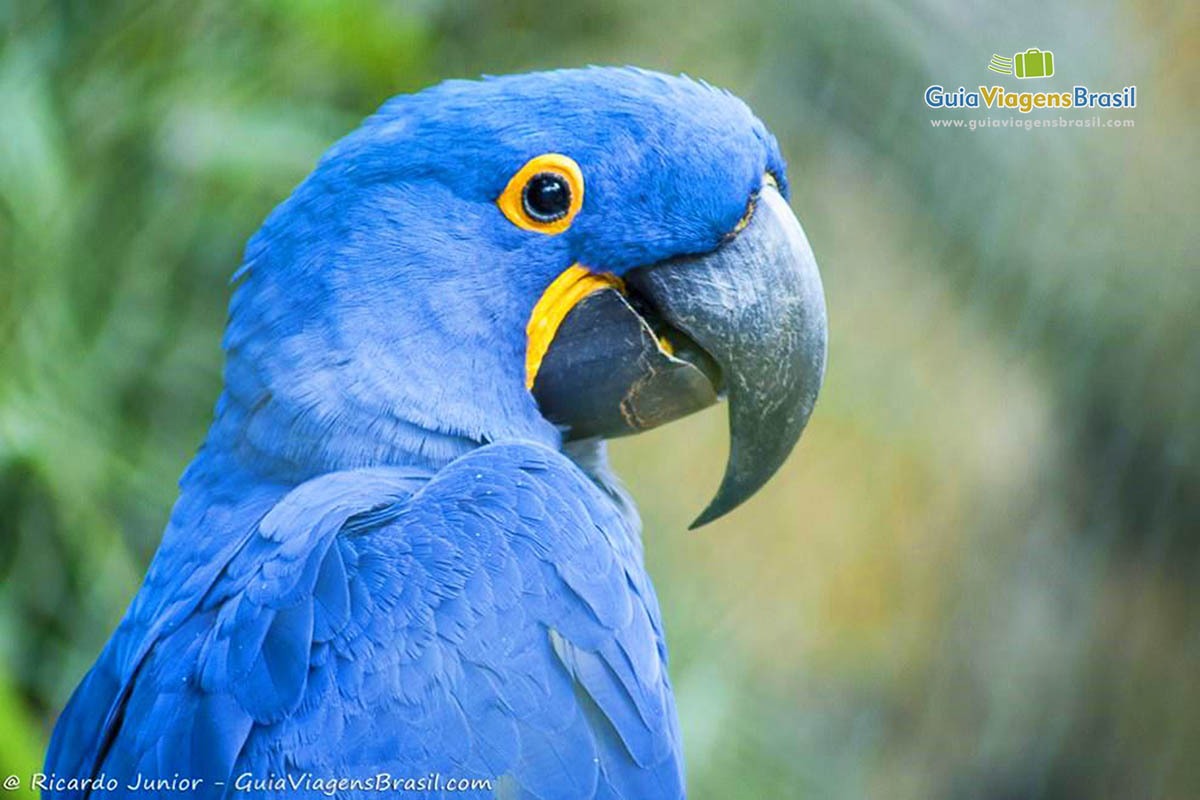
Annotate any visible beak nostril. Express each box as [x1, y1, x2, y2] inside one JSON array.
[[725, 195, 758, 242], [723, 174, 778, 243]]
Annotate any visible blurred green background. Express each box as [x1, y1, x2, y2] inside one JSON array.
[[1, 1, 1197, 797]]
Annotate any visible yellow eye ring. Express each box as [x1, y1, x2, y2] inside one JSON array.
[[497, 154, 584, 235]]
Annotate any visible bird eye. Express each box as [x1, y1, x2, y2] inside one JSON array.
[[523, 173, 571, 223], [498, 153, 584, 234]]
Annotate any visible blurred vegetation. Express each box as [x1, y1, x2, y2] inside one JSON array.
[[1, 0, 1197, 798]]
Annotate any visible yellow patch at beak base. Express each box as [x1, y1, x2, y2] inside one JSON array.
[[525, 265, 624, 389]]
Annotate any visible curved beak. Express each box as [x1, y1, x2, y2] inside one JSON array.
[[531, 183, 827, 527]]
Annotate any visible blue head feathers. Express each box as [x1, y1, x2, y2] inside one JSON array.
[[211, 67, 787, 482]]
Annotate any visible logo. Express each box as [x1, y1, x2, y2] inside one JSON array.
[[924, 46, 1136, 115], [989, 48, 1055, 79]]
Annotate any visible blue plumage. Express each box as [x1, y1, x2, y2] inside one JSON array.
[[45, 67, 789, 798]]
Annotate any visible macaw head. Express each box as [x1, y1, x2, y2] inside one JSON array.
[[221, 67, 826, 525]]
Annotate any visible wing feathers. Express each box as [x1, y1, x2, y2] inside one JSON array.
[[46, 445, 683, 799]]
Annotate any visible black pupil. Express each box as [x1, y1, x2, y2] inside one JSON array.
[[522, 173, 571, 223]]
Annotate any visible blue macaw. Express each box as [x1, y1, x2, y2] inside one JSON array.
[[45, 67, 826, 799]]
